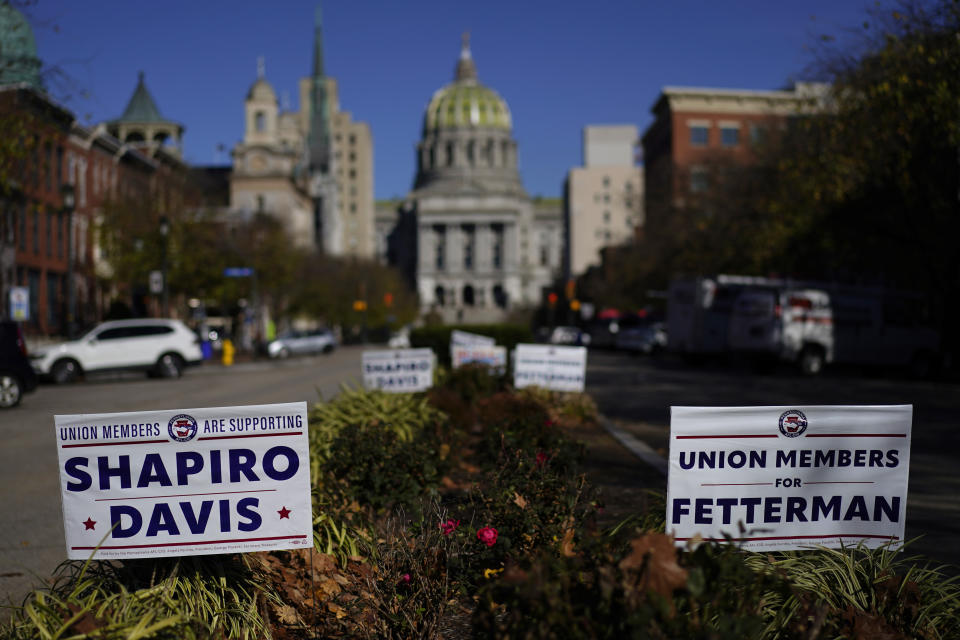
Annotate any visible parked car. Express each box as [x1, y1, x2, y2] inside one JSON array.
[[549, 326, 591, 346], [0, 321, 38, 407], [30, 319, 203, 383], [267, 329, 336, 358], [616, 321, 667, 355]]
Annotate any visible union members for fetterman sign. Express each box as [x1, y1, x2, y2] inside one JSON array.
[[56, 402, 312, 560], [667, 405, 911, 552]]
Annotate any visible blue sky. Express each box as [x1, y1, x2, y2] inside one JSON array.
[[29, 0, 874, 200]]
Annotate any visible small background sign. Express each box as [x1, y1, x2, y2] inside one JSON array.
[[452, 344, 507, 370], [9, 286, 28, 321], [512, 344, 587, 392], [451, 330, 495, 347], [667, 405, 912, 552], [362, 348, 434, 392], [56, 402, 312, 560]]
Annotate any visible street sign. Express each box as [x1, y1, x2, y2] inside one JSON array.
[[149, 270, 163, 295], [9, 286, 28, 321], [224, 267, 254, 278]]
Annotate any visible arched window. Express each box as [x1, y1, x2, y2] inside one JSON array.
[[445, 141, 455, 167], [463, 285, 475, 307], [153, 132, 169, 144], [493, 284, 508, 309], [466, 140, 476, 166], [501, 140, 510, 167], [125, 132, 145, 143], [255, 111, 266, 132], [435, 285, 446, 307]]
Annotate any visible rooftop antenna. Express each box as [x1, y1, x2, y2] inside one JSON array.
[[256, 56, 265, 79]]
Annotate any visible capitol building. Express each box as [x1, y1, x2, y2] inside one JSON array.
[[382, 35, 563, 322]]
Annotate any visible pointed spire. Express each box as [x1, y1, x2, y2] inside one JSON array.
[[312, 3, 325, 78], [117, 71, 165, 123], [455, 31, 477, 82]]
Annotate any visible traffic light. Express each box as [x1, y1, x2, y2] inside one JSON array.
[[383, 292, 394, 307], [353, 300, 367, 312], [547, 292, 558, 307], [570, 299, 581, 311]]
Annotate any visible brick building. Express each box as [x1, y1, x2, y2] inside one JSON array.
[[640, 83, 828, 243]]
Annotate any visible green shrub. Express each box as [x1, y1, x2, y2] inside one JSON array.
[[410, 324, 534, 366]]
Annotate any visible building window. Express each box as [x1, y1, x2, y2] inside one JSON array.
[[350, 203, 356, 213], [45, 212, 52, 257], [462, 225, 474, 270], [349, 169, 356, 179], [720, 126, 739, 147], [56, 146, 63, 186], [46, 272, 59, 329], [463, 284, 475, 306], [750, 124, 766, 145], [539, 233, 549, 266], [349, 152, 356, 162], [256, 195, 265, 212], [690, 167, 709, 193], [349, 134, 356, 145], [18, 204, 26, 250], [45, 143, 53, 191], [603, 193, 610, 203], [603, 210, 611, 224], [255, 111, 266, 132], [32, 207, 39, 254], [57, 212, 64, 259], [492, 224, 503, 269], [434, 225, 446, 271], [434, 285, 445, 307], [690, 125, 708, 146], [625, 198, 633, 209]]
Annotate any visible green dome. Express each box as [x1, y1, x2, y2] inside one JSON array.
[[423, 34, 511, 133], [0, 2, 41, 88], [424, 82, 512, 132]]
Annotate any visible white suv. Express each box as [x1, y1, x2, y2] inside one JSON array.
[[31, 319, 203, 383]]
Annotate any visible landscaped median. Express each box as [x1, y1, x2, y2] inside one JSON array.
[[3, 364, 959, 639]]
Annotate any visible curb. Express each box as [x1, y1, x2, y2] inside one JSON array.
[[599, 416, 668, 477]]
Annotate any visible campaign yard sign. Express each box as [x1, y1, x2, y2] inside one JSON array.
[[512, 344, 587, 392], [450, 329, 495, 347], [55, 402, 312, 560], [451, 344, 507, 371], [667, 405, 912, 552], [362, 348, 434, 392]]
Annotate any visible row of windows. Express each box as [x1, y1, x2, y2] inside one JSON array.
[[434, 283, 508, 309], [689, 122, 767, 148], [10, 205, 67, 259]]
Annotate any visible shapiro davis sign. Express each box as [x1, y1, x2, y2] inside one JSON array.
[[362, 348, 434, 392], [56, 402, 312, 560], [666, 405, 912, 552], [513, 344, 587, 392]]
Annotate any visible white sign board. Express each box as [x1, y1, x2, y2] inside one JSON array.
[[451, 329, 495, 346], [9, 286, 28, 321], [512, 344, 587, 392], [667, 405, 911, 552], [362, 348, 434, 392], [451, 344, 507, 370], [149, 270, 164, 295], [56, 402, 312, 560]]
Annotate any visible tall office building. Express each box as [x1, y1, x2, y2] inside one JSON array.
[[564, 125, 644, 278]]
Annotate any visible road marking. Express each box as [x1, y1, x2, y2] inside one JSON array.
[[600, 417, 668, 476]]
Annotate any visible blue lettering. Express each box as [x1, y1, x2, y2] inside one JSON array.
[[843, 495, 870, 521], [146, 503, 180, 537], [263, 446, 298, 481], [98, 455, 131, 490], [181, 500, 213, 534], [109, 505, 142, 539], [137, 453, 172, 488], [176, 451, 205, 485], [671, 498, 690, 524], [237, 497, 261, 532], [65, 457, 91, 492]]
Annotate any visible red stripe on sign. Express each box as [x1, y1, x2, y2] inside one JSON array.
[[71, 534, 308, 550], [806, 433, 906, 438], [804, 481, 875, 485], [675, 534, 899, 543], [62, 439, 168, 449], [197, 432, 303, 441], [675, 435, 778, 439], [96, 489, 278, 502]]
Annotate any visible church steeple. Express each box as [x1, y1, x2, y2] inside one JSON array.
[[308, 2, 331, 173]]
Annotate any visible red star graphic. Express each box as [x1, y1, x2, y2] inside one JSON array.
[[277, 506, 291, 519], [83, 517, 96, 531]]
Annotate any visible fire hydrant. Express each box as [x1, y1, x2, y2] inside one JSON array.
[[222, 338, 235, 367]]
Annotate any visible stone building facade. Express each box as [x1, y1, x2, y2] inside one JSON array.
[[230, 8, 374, 257], [389, 35, 562, 322]]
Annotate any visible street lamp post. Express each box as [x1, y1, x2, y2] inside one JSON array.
[[61, 184, 75, 338], [159, 216, 169, 317]]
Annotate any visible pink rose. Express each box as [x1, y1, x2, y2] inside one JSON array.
[[477, 526, 498, 547], [399, 573, 411, 585], [439, 519, 460, 536], [535, 451, 549, 468]]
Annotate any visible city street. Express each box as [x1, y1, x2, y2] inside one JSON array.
[[586, 350, 960, 573], [3, 344, 958, 615]]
